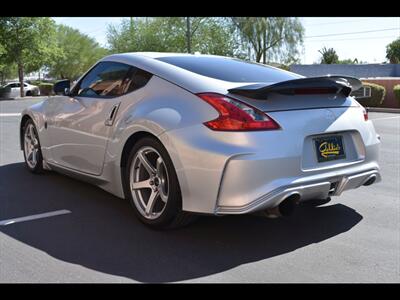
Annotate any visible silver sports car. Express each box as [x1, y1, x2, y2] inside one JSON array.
[[20, 52, 381, 229]]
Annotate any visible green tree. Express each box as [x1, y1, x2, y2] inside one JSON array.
[[0, 63, 17, 85], [0, 17, 59, 97], [0, 43, 7, 84], [386, 38, 400, 63], [107, 17, 179, 53], [106, 17, 236, 57], [47, 24, 108, 80], [193, 18, 237, 56], [319, 47, 339, 64], [230, 17, 304, 63], [337, 58, 357, 64], [185, 17, 207, 53]]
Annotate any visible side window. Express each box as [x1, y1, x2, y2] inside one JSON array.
[[126, 68, 153, 93], [75, 61, 132, 98], [116, 67, 153, 95]]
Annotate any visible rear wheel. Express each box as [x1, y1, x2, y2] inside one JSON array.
[[124, 137, 196, 229], [22, 120, 44, 173]]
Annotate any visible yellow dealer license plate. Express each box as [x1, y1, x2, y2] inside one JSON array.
[[314, 135, 346, 163]]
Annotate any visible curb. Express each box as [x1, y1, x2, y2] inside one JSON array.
[[1, 96, 50, 100], [367, 107, 400, 113], [14, 96, 50, 100]]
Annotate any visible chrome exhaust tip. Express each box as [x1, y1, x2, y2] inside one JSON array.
[[363, 174, 376, 186], [263, 194, 301, 218]]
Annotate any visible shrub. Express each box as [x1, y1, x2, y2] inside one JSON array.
[[358, 82, 386, 107], [29, 80, 42, 86], [394, 84, 400, 104], [39, 83, 54, 96]]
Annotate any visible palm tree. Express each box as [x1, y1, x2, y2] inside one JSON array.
[[319, 47, 339, 64]]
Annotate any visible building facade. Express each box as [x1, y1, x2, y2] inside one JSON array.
[[290, 64, 400, 79], [289, 64, 400, 108]]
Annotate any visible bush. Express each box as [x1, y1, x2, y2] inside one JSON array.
[[38, 83, 54, 96], [394, 85, 400, 104], [30, 80, 57, 85], [359, 82, 386, 107], [29, 80, 42, 86]]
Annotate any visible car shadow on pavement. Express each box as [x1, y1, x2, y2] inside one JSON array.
[[0, 163, 363, 282]]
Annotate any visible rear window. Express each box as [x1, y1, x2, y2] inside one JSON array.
[[156, 56, 301, 83]]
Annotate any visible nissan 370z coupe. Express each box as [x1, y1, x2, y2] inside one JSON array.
[[20, 52, 381, 229]]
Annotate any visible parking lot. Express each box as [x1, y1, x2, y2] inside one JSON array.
[[0, 98, 399, 283]]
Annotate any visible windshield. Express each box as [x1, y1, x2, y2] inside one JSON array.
[[156, 56, 301, 83]]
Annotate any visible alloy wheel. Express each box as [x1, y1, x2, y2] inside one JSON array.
[[129, 146, 169, 220], [24, 123, 40, 169]]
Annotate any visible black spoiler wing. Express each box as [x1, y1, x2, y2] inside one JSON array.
[[228, 76, 362, 99]]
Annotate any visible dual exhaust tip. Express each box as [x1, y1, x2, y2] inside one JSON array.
[[363, 174, 376, 186], [263, 194, 301, 218], [263, 174, 377, 218]]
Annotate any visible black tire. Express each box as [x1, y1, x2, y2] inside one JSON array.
[[22, 119, 44, 174], [26, 91, 32, 96], [301, 197, 331, 207], [123, 136, 197, 229]]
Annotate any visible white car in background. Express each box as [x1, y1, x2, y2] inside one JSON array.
[[0, 81, 40, 98]]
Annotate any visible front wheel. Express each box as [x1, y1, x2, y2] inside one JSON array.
[[124, 137, 196, 229], [22, 120, 44, 173]]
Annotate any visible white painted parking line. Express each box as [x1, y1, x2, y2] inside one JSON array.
[[0, 113, 21, 117], [371, 116, 400, 121], [0, 210, 71, 226]]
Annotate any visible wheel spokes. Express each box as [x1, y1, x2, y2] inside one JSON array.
[[131, 179, 151, 190], [145, 190, 159, 215], [138, 150, 156, 175], [27, 151, 33, 162], [25, 134, 32, 143], [31, 149, 37, 164], [32, 136, 39, 147], [156, 157, 163, 174], [29, 124, 35, 140]]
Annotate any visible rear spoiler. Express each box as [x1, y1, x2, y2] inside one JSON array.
[[228, 76, 362, 99]]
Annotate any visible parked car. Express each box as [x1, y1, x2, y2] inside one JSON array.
[[19, 52, 381, 229], [0, 81, 40, 98]]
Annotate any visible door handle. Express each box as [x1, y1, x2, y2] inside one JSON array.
[[105, 103, 120, 126]]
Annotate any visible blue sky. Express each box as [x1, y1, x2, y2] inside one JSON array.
[[52, 17, 400, 64]]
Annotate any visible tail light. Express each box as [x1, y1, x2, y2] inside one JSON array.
[[197, 93, 280, 131], [362, 107, 368, 121]]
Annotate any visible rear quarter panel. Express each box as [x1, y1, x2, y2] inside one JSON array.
[[101, 76, 219, 198]]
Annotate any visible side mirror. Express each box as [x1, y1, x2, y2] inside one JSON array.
[[54, 80, 71, 96]]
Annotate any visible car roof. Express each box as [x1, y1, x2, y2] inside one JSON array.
[[99, 52, 247, 94], [92, 52, 298, 94], [120, 52, 227, 59]]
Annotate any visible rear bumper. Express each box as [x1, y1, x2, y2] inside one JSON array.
[[162, 106, 381, 215], [216, 167, 381, 214]]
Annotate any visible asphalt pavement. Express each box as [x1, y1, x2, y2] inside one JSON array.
[[0, 97, 399, 283]]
